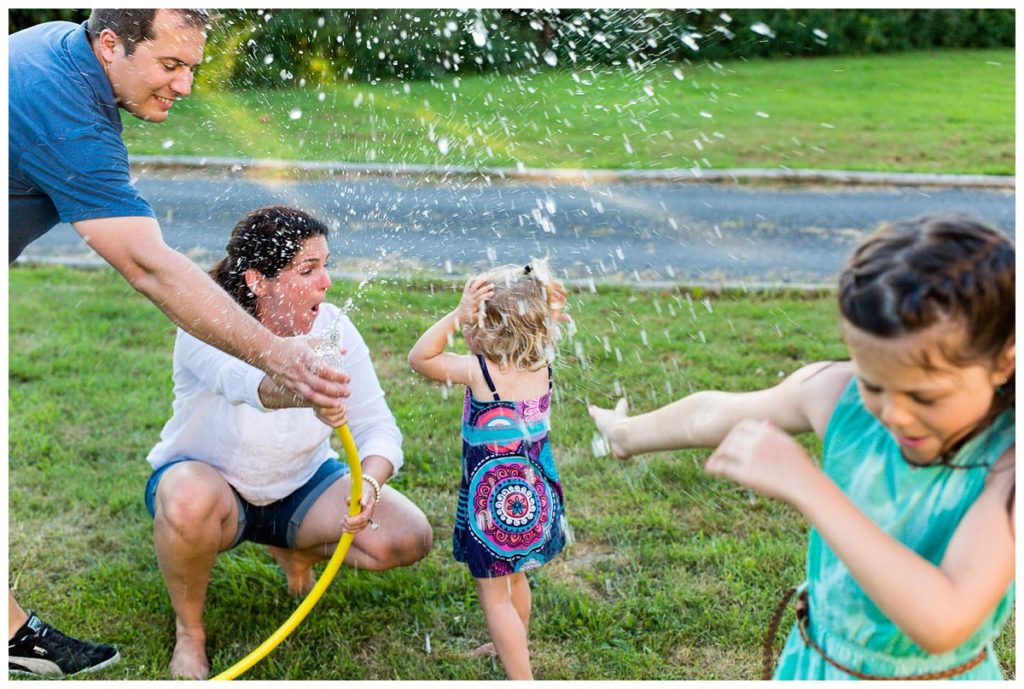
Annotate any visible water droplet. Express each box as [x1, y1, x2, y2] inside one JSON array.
[[755, 111, 770, 118], [471, 17, 488, 47], [812, 28, 828, 40], [750, 22, 776, 39], [437, 136, 449, 154], [161, 139, 174, 149], [543, 50, 558, 67], [289, 108, 302, 120], [263, 53, 274, 65]]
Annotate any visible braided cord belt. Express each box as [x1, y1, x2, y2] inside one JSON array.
[[761, 587, 988, 681]]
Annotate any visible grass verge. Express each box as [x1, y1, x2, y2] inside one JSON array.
[[123, 49, 1014, 175]]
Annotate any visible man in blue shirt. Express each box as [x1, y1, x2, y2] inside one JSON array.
[[8, 9, 351, 678]]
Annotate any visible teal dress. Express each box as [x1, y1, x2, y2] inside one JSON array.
[[774, 378, 1015, 680]]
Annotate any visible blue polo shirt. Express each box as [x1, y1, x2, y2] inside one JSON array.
[[8, 21, 154, 263]]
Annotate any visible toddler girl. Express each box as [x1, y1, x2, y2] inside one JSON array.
[[409, 261, 569, 679]]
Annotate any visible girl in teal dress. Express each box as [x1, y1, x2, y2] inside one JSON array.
[[591, 215, 1015, 680], [409, 261, 569, 680]]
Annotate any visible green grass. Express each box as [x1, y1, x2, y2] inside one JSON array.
[[122, 49, 1014, 174], [9, 265, 1014, 680]]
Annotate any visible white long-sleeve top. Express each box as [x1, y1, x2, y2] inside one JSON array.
[[146, 303, 403, 505]]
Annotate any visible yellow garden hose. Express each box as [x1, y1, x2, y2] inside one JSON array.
[[212, 424, 362, 680]]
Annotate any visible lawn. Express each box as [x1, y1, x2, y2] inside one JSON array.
[[8, 265, 1014, 680], [122, 49, 1014, 175]]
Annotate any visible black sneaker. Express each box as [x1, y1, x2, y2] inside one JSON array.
[[8, 611, 120, 677]]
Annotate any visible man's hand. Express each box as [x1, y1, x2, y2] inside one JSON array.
[[266, 337, 351, 408]]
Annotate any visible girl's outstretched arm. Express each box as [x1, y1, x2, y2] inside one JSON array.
[[706, 423, 1015, 654], [589, 360, 851, 459], [408, 276, 495, 385]]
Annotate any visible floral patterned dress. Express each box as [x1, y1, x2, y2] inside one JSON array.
[[453, 355, 567, 578]]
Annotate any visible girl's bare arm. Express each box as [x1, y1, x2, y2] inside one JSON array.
[[591, 360, 852, 458]]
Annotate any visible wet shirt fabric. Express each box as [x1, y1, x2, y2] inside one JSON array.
[[146, 303, 403, 505], [9, 21, 154, 262], [774, 377, 1015, 680], [454, 356, 567, 578]]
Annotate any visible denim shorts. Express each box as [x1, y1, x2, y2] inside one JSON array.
[[145, 457, 348, 550]]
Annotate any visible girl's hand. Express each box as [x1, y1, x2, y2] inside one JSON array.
[[588, 398, 631, 459], [340, 481, 379, 533], [703, 419, 818, 504], [457, 276, 495, 327], [315, 404, 348, 428], [547, 278, 572, 323]]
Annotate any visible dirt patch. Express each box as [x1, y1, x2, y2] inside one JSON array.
[[543, 541, 624, 598], [670, 643, 761, 679]]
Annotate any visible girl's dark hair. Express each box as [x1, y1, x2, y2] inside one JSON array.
[[838, 214, 1015, 462], [210, 206, 329, 316]]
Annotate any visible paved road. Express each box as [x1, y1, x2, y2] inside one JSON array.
[[18, 169, 1015, 287]]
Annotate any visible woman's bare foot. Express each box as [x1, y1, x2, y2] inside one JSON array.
[[268, 546, 317, 596], [169, 629, 209, 680], [470, 641, 496, 657]]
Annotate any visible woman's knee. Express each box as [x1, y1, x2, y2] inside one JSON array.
[[401, 506, 434, 560], [378, 505, 433, 566], [156, 466, 233, 534]]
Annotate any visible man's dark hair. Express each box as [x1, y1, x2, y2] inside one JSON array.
[[87, 9, 210, 55]]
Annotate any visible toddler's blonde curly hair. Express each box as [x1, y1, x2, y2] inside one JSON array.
[[463, 260, 561, 371]]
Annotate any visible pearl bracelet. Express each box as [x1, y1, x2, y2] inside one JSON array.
[[362, 474, 382, 505]]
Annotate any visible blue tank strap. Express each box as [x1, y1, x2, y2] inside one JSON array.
[[476, 355, 500, 401]]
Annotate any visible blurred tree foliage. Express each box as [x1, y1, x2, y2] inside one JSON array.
[[9, 8, 1015, 89]]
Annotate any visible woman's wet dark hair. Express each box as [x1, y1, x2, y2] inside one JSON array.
[[210, 206, 329, 317], [838, 214, 1015, 466]]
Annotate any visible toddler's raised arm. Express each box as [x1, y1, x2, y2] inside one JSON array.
[[408, 276, 494, 385]]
